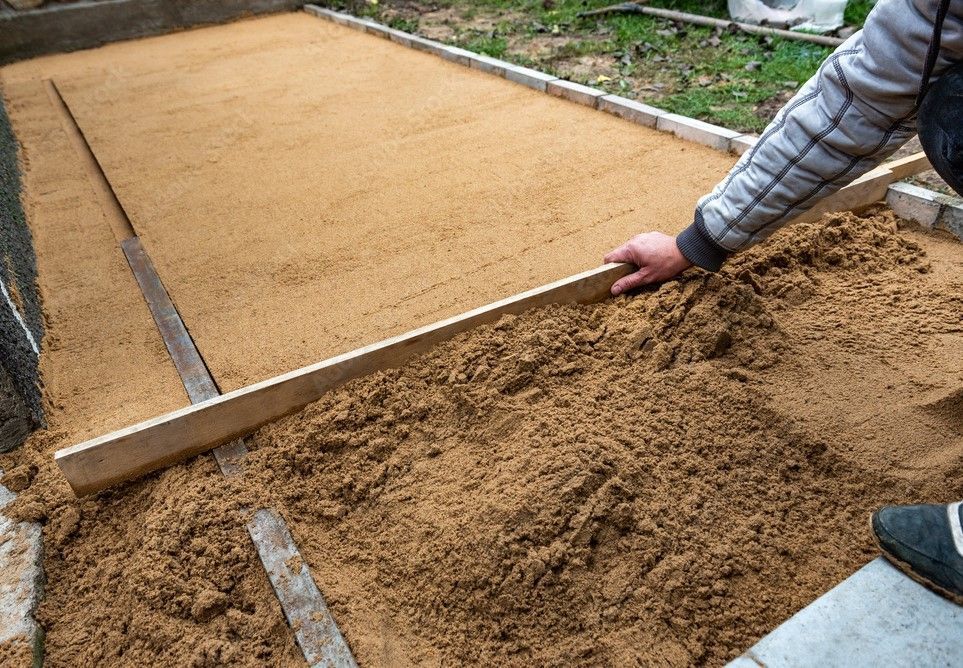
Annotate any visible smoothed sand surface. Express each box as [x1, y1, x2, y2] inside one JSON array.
[[3, 12, 735, 392]]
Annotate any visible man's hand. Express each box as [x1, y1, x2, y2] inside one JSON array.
[[603, 232, 693, 295]]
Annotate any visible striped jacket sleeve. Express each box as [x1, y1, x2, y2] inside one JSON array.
[[676, 0, 963, 271]]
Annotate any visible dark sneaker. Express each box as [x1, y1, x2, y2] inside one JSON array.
[[872, 503, 963, 606]]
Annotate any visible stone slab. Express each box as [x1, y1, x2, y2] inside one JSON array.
[[0, 471, 43, 662], [597, 94, 665, 128], [545, 79, 605, 109], [657, 113, 742, 152], [728, 558, 963, 667]]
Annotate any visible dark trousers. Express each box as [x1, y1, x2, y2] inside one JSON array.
[[919, 60, 963, 197]]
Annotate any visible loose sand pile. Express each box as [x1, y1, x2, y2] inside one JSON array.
[[0, 209, 961, 665], [232, 210, 963, 666]]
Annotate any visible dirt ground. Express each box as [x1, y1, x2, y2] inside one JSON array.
[[237, 210, 963, 666], [1, 12, 735, 394]]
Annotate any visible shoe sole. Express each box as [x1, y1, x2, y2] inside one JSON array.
[[871, 517, 963, 608]]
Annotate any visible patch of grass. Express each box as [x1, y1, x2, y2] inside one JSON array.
[[385, 15, 419, 33], [844, 0, 874, 27], [350, 0, 843, 132], [461, 34, 509, 57]]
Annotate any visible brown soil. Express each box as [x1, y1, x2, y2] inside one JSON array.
[[1, 13, 735, 393], [235, 210, 963, 666]]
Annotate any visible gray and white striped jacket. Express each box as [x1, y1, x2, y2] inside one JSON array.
[[676, 0, 963, 271]]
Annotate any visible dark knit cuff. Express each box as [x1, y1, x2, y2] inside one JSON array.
[[676, 210, 729, 272]]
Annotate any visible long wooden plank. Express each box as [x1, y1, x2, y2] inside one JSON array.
[[249, 509, 358, 668], [793, 151, 930, 225], [53, 86, 356, 665], [121, 237, 221, 403], [55, 262, 634, 496]]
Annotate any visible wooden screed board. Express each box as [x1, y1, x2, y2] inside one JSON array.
[[54, 152, 931, 496]]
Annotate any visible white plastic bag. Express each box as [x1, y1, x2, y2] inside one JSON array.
[[727, 0, 850, 32]]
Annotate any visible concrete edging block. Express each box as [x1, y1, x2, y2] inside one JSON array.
[[657, 113, 742, 152], [598, 94, 665, 128], [0, 472, 44, 661], [468, 53, 511, 78], [728, 558, 963, 666], [406, 34, 446, 56], [386, 28, 413, 47], [439, 45, 474, 67], [939, 198, 963, 239], [886, 181, 963, 241], [546, 79, 605, 109], [362, 20, 393, 39], [886, 182, 943, 229], [504, 64, 558, 92], [730, 134, 759, 156]]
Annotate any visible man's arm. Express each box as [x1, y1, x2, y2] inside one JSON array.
[[607, 0, 963, 294]]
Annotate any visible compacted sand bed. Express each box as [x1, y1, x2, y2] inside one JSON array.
[[0, 12, 734, 392]]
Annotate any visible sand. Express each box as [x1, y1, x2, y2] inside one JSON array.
[[236, 211, 963, 666], [0, 14, 733, 664], [0, 11, 960, 667], [1, 12, 735, 392], [0, 76, 297, 668]]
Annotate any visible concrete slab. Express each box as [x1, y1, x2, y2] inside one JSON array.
[[728, 558, 963, 667], [0, 471, 43, 664], [546, 79, 605, 108], [597, 94, 665, 128]]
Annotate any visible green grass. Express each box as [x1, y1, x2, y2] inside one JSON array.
[[844, 0, 874, 26], [330, 0, 870, 133]]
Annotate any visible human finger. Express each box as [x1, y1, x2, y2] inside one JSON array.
[[610, 269, 651, 296], [603, 244, 636, 264]]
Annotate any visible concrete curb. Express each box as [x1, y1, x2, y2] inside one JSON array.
[[303, 4, 750, 156], [1, 0, 306, 65], [886, 181, 963, 241], [546, 79, 606, 109]]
